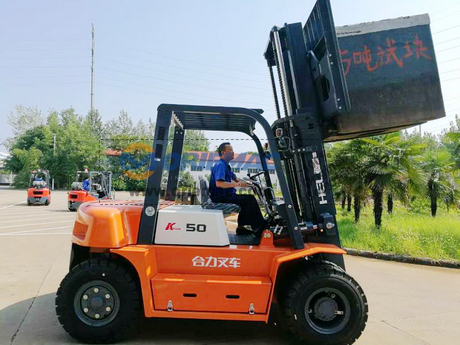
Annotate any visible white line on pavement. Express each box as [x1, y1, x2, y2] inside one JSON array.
[[2, 232, 72, 236], [0, 208, 61, 215], [0, 220, 74, 229], [0, 226, 73, 236], [0, 216, 75, 223], [0, 201, 26, 210]]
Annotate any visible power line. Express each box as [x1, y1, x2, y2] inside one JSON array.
[[0, 48, 87, 52], [0, 65, 88, 69], [446, 106, 460, 113], [432, 9, 460, 22], [0, 56, 89, 60], [431, 2, 460, 15], [435, 36, 460, 45], [0, 38, 88, 41], [437, 44, 460, 53], [97, 66, 270, 98], [98, 82, 266, 108], [433, 24, 460, 35], [441, 77, 460, 82], [97, 56, 269, 92], [96, 75, 272, 107], [1, 75, 88, 79], [440, 68, 460, 74], [444, 95, 460, 103], [445, 99, 460, 108], [97, 40, 267, 77], [0, 81, 88, 86], [438, 57, 460, 64], [97, 56, 268, 86]]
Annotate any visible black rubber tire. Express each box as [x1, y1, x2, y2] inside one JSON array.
[[27, 200, 31, 206], [56, 258, 141, 344], [282, 262, 368, 345]]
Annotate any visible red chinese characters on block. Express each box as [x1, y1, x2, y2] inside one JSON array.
[[340, 34, 432, 77]]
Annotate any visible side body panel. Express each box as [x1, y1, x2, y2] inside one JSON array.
[[111, 234, 345, 322]]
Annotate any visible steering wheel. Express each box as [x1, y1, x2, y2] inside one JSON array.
[[247, 171, 265, 180]]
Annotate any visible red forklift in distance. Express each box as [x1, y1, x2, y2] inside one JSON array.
[[67, 170, 113, 211], [27, 169, 51, 206]]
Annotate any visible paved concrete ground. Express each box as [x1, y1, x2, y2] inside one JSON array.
[[0, 187, 459, 345]]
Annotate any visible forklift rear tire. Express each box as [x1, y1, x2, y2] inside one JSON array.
[[282, 262, 367, 345], [56, 258, 141, 344]]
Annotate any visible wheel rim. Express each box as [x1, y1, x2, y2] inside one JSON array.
[[74, 280, 120, 327], [304, 287, 350, 335]]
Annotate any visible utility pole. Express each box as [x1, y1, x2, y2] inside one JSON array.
[[52, 133, 56, 190], [91, 24, 95, 112], [419, 124, 422, 136]]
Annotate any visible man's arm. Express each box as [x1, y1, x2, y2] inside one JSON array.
[[216, 180, 242, 188]]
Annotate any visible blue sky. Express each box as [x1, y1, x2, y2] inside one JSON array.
[[1, 0, 459, 153]]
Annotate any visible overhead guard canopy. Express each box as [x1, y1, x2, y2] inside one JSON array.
[[157, 104, 262, 135]]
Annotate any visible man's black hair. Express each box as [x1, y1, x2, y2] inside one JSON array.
[[217, 142, 231, 156]]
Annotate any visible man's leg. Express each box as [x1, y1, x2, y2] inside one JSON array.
[[227, 194, 265, 231]]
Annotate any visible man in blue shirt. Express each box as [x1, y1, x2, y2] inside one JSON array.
[[82, 177, 90, 192], [209, 142, 266, 235]]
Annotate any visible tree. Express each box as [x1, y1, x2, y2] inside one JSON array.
[[442, 115, 460, 169], [328, 140, 368, 222], [363, 132, 424, 226], [5, 126, 51, 187], [183, 130, 209, 152], [178, 171, 195, 188], [5, 105, 44, 150], [86, 109, 103, 138], [7, 105, 44, 138], [10, 147, 43, 187], [416, 149, 458, 217]]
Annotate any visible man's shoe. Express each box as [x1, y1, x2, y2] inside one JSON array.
[[236, 226, 254, 236], [253, 221, 269, 236]]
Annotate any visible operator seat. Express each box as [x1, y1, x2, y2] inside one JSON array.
[[197, 177, 260, 246], [197, 177, 240, 217]]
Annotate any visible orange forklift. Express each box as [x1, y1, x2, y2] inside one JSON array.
[[56, 1, 368, 342], [55, 0, 445, 343], [27, 169, 51, 206], [67, 170, 113, 211]]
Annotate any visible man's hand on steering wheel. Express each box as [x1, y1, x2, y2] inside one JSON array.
[[236, 180, 248, 188]]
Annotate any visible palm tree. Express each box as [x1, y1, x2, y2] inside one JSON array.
[[416, 149, 458, 217], [329, 140, 368, 222], [363, 132, 424, 227]]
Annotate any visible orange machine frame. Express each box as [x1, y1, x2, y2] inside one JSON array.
[[72, 201, 346, 322]]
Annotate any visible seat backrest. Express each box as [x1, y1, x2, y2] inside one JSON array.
[[197, 176, 240, 216], [33, 180, 46, 188], [198, 176, 211, 206], [71, 182, 84, 190]]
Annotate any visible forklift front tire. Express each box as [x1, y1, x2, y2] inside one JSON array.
[[283, 262, 368, 345], [56, 258, 141, 344]]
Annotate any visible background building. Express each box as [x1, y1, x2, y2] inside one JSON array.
[[183, 151, 279, 190], [0, 152, 14, 185]]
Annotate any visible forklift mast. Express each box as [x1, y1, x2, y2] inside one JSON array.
[[89, 171, 112, 196], [138, 0, 350, 269], [264, 0, 349, 266], [30, 169, 50, 187]]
